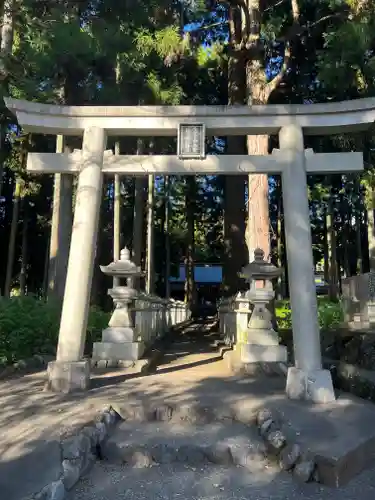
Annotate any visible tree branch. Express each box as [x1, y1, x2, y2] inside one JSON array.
[[186, 20, 228, 33], [217, 0, 252, 37], [280, 10, 347, 43], [266, 41, 291, 95], [264, 0, 299, 97], [264, 0, 288, 13], [228, 6, 236, 44]]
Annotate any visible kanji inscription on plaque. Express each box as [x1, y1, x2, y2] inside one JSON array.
[[177, 123, 205, 159]]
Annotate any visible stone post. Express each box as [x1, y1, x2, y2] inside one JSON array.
[[47, 127, 107, 392], [279, 124, 335, 403]]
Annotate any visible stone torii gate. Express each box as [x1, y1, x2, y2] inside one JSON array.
[[5, 97, 372, 402]]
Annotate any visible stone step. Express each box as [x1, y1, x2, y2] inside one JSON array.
[[100, 421, 270, 471]]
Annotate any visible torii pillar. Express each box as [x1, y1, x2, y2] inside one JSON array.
[[47, 127, 107, 392], [279, 124, 335, 403]]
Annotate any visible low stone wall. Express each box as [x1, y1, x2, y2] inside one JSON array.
[[92, 295, 191, 368], [29, 406, 120, 500], [218, 293, 251, 345], [135, 294, 190, 347], [0, 354, 55, 380], [341, 272, 375, 329], [324, 357, 375, 402]]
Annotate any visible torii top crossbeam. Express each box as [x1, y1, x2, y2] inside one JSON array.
[[5, 97, 375, 136]]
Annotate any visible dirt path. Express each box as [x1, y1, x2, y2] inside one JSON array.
[[0, 320, 284, 499]]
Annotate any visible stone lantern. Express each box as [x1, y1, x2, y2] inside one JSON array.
[[238, 248, 287, 366], [92, 247, 145, 367]]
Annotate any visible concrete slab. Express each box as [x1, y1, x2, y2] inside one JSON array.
[[267, 393, 375, 487]]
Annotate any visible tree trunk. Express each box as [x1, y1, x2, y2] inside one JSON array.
[[343, 201, 351, 277], [90, 182, 108, 307], [0, 0, 13, 57], [131, 139, 147, 290], [113, 54, 122, 287], [113, 141, 121, 287], [46, 6, 84, 301], [326, 196, 338, 300], [0, 0, 14, 199], [367, 186, 375, 270], [185, 177, 196, 310], [323, 206, 329, 282], [244, 0, 278, 266], [19, 197, 29, 295], [223, 35, 247, 296], [47, 135, 73, 303], [164, 175, 171, 298], [4, 177, 21, 296], [276, 178, 283, 299], [146, 174, 155, 294], [43, 231, 51, 298], [356, 182, 363, 274], [246, 135, 270, 261], [223, 0, 292, 296]]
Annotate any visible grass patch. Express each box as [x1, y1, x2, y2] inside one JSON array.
[[0, 295, 110, 365], [276, 296, 344, 331]]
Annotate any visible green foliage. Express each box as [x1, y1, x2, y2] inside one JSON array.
[[146, 72, 183, 104], [317, 297, 345, 330], [276, 297, 344, 331], [317, 2, 375, 98], [3, 0, 375, 311], [0, 296, 109, 365], [135, 26, 182, 58], [275, 300, 292, 330]]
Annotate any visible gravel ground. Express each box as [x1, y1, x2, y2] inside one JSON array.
[[67, 462, 375, 500]]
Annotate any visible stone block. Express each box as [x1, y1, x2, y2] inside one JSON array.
[[47, 360, 90, 393], [151, 443, 178, 463], [62, 459, 81, 490], [286, 366, 335, 403], [204, 443, 233, 465], [34, 479, 66, 500], [293, 460, 315, 482], [102, 327, 137, 343], [240, 344, 287, 363], [256, 408, 274, 427], [61, 433, 91, 460], [259, 418, 275, 437], [92, 341, 145, 361], [230, 445, 267, 471], [266, 429, 287, 455], [279, 443, 301, 471], [244, 328, 279, 346], [176, 444, 206, 464]]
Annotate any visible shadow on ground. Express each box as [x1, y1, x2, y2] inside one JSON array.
[[1, 317, 375, 499]]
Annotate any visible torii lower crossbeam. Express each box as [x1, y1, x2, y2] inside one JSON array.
[[27, 150, 363, 175]]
